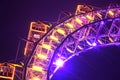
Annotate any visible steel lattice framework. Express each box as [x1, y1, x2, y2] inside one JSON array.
[[25, 5, 120, 80]]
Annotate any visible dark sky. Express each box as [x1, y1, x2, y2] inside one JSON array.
[[0, 0, 120, 69]]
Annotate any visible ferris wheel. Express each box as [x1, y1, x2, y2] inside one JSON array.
[[24, 4, 120, 80], [1, 4, 120, 80]]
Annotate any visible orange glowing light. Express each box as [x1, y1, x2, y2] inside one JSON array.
[[56, 28, 66, 35], [109, 37, 114, 42], [50, 35, 59, 42], [42, 44, 51, 50], [32, 66, 43, 72], [31, 77, 40, 80], [75, 18, 83, 25], [24, 47, 27, 55], [108, 10, 114, 16], [86, 15, 94, 21], [0, 76, 13, 80], [65, 23, 74, 29], [0, 64, 15, 80], [37, 54, 47, 60]]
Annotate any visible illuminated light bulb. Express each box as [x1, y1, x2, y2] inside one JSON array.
[[55, 59, 64, 67], [92, 42, 97, 46], [75, 18, 83, 25], [86, 40, 92, 46], [37, 54, 47, 60], [42, 44, 51, 50], [86, 15, 94, 21], [13, 64, 22, 67], [66, 48, 74, 53], [31, 77, 40, 80], [101, 21, 104, 25], [56, 29, 65, 35], [109, 37, 114, 42], [50, 35, 59, 42], [32, 66, 43, 72], [108, 10, 114, 16], [65, 23, 74, 29]]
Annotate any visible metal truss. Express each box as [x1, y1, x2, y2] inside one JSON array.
[[25, 6, 120, 80]]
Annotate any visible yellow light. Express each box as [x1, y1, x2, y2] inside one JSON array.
[[42, 44, 51, 50], [108, 10, 114, 16], [32, 66, 43, 72], [86, 15, 94, 21], [56, 28, 65, 35], [37, 54, 47, 60], [31, 77, 40, 80], [65, 23, 74, 29], [13, 64, 22, 67], [50, 35, 59, 42], [75, 18, 83, 25]]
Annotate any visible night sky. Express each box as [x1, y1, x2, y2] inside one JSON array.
[[1, 0, 120, 79]]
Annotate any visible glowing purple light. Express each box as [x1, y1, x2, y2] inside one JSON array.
[[101, 21, 104, 25], [92, 42, 97, 46], [55, 59, 64, 67]]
